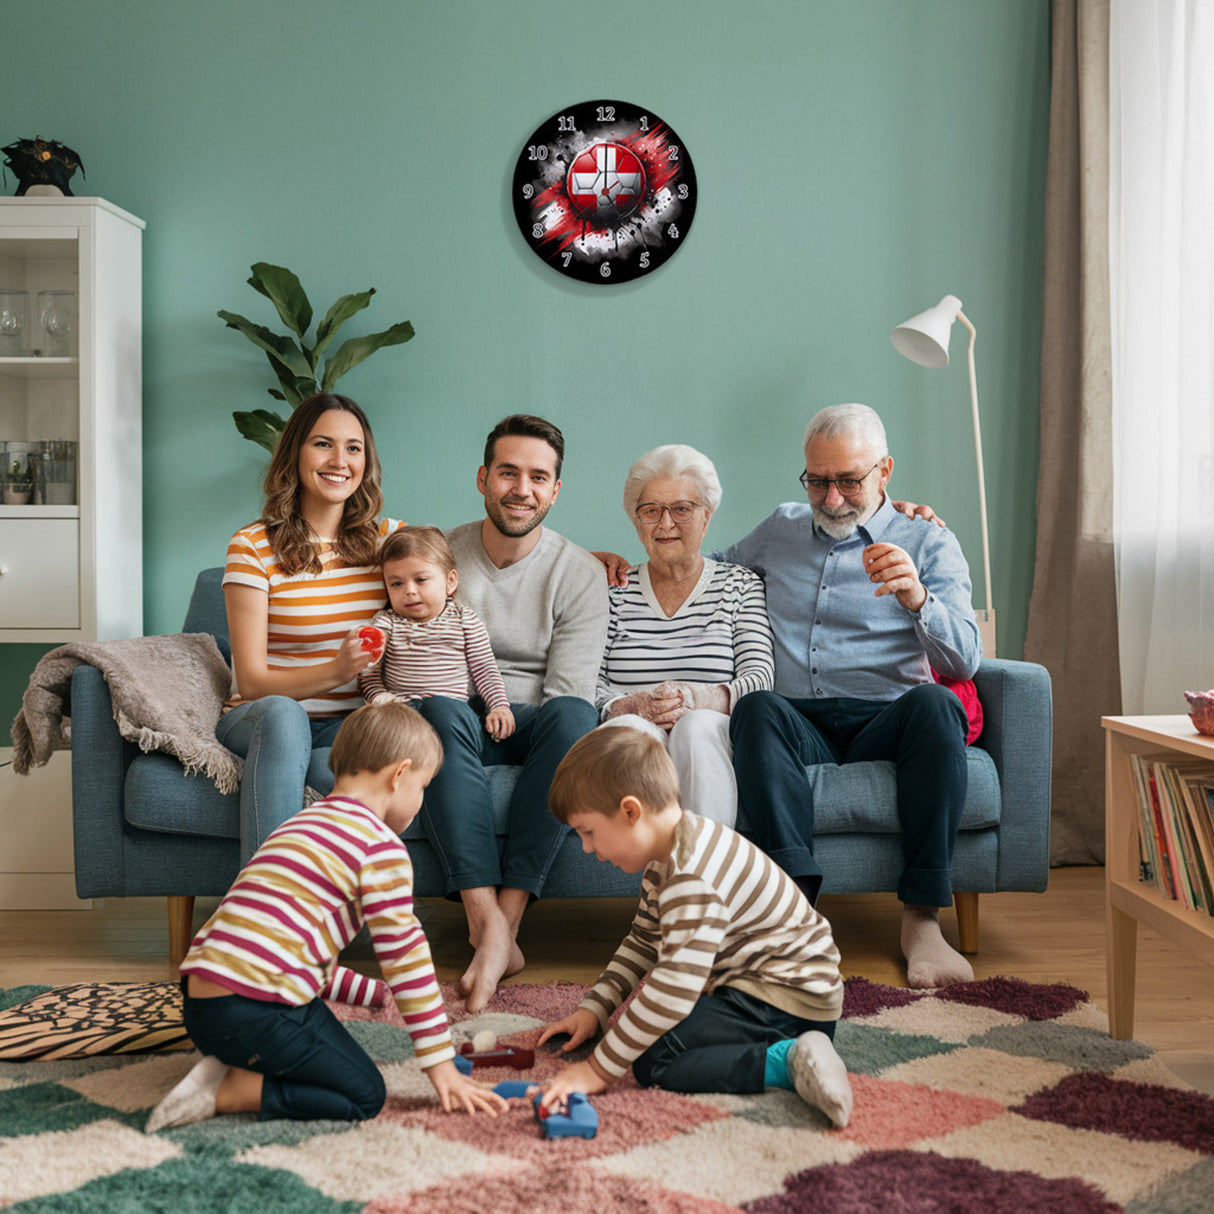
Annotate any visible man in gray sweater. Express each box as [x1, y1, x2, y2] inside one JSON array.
[[417, 414, 608, 1012]]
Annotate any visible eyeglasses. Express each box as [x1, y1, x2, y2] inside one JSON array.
[[799, 462, 881, 496], [635, 500, 703, 525]]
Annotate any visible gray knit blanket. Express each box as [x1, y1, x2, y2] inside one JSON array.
[[10, 633, 241, 794]]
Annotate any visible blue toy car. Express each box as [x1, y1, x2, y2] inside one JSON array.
[[534, 1091, 598, 1139]]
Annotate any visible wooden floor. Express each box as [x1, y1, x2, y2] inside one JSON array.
[[2, 866, 1212, 1093]]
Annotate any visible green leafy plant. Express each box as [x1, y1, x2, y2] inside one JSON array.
[[219, 262, 415, 451]]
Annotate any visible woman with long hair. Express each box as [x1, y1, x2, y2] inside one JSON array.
[[216, 392, 402, 861]]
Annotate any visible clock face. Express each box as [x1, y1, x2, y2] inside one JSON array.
[[512, 100, 697, 285]]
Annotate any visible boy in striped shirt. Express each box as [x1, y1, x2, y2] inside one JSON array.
[[538, 726, 853, 1128], [146, 702, 505, 1131]]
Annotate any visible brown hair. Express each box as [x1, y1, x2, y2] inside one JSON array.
[[379, 526, 456, 580], [261, 393, 385, 576], [328, 700, 443, 778], [483, 414, 565, 480], [548, 727, 680, 824]]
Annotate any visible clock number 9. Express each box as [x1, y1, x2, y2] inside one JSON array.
[[522, 183, 534, 200], [527, 144, 549, 161]]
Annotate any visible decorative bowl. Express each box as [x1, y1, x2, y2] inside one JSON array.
[[1184, 690, 1214, 736]]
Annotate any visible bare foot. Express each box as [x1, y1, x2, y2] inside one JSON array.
[[901, 903, 974, 989], [459, 912, 525, 1013]]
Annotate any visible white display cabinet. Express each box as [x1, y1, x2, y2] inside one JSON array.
[[0, 197, 143, 641]]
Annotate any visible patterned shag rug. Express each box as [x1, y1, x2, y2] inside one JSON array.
[[2, 976, 1213, 1212]]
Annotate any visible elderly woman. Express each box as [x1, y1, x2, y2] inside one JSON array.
[[597, 444, 775, 825]]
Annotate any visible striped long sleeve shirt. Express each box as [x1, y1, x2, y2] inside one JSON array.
[[180, 795, 454, 1069], [596, 559, 775, 715], [222, 518, 402, 717], [581, 813, 844, 1080], [358, 600, 509, 709]]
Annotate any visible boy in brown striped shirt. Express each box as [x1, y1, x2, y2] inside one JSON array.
[[538, 726, 853, 1128]]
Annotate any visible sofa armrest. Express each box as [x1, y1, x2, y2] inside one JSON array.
[[973, 657, 1053, 889], [70, 664, 138, 898]]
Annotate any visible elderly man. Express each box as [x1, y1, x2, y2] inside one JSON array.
[[725, 403, 981, 988]]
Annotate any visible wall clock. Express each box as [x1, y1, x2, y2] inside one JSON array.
[[512, 100, 697, 285]]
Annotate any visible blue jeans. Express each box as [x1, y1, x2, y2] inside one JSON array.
[[182, 986, 385, 1121], [632, 985, 836, 1094], [730, 684, 968, 907], [215, 697, 344, 864], [415, 695, 597, 896]]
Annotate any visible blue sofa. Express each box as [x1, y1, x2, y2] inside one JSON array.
[[70, 568, 1052, 965]]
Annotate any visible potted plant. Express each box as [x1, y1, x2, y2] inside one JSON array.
[[220, 263, 415, 452], [4, 456, 33, 504]]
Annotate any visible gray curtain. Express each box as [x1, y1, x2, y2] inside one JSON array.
[[1024, 0, 1119, 865]]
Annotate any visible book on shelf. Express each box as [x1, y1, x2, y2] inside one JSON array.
[[1128, 752, 1214, 916]]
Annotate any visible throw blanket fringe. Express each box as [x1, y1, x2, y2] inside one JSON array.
[[10, 634, 242, 795]]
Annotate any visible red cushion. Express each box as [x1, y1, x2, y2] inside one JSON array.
[[933, 671, 983, 745]]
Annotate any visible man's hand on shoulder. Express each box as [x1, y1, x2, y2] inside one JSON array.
[[863, 542, 928, 612]]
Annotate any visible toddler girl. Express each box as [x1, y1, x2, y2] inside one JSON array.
[[359, 526, 515, 740]]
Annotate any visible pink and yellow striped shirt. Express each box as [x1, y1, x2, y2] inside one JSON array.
[[180, 795, 454, 1069]]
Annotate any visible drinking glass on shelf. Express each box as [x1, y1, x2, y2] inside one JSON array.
[[37, 290, 76, 358], [0, 290, 29, 356]]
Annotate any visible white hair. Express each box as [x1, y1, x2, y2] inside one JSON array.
[[622, 444, 722, 517], [803, 404, 888, 459]]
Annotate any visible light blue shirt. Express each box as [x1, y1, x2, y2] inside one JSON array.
[[721, 496, 981, 701]]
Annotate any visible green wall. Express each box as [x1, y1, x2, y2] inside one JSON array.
[[1, 0, 1048, 727]]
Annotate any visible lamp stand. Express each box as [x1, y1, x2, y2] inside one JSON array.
[[957, 309, 996, 656]]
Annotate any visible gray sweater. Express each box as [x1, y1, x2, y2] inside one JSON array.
[[446, 522, 609, 706]]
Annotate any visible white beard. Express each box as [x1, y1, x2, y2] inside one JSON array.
[[813, 509, 860, 540]]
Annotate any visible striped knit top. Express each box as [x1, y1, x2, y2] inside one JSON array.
[[596, 559, 775, 714], [180, 795, 454, 1069], [358, 600, 509, 709], [222, 518, 402, 716], [581, 812, 843, 1080]]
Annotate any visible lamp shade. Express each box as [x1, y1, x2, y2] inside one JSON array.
[[890, 294, 963, 368]]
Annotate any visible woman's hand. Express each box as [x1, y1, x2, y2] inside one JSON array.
[[485, 706, 515, 740], [426, 1059, 507, 1115], [334, 625, 383, 684], [605, 688, 686, 730], [654, 681, 730, 715], [537, 1006, 600, 1053], [890, 499, 947, 528], [592, 551, 632, 588]]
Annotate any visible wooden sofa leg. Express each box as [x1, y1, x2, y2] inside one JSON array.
[[954, 892, 979, 954], [167, 896, 195, 968]]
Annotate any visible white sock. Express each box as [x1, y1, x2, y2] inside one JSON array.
[[787, 1030, 853, 1128], [146, 1055, 228, 1133], [901, 904, 974, 989]]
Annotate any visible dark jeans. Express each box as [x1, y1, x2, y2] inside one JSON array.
[[633, 985, 836, 1094], [182, 987, 385, 1122], [415, 694, 598, 896], [729, 684, 968, 907]]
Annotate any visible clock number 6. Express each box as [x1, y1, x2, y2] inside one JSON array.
[[600, 263, 612, 278]]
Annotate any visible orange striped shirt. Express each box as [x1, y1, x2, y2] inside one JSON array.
[[223, 518, 402, 716]]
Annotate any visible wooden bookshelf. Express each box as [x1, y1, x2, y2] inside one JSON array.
[[1104, 715, 1214, 1038]]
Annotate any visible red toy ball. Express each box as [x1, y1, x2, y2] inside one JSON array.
[[359, 626, 384, 653]]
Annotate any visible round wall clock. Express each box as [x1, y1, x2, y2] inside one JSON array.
[[512, 100, 697, 285]]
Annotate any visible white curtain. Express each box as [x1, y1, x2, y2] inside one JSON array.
[[1110, 0, 1214, 714]]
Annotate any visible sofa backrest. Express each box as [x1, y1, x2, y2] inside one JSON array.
[[183, 567, 231, 665]]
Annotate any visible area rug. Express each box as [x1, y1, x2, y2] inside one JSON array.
[[2, 976, 1213, 1212]]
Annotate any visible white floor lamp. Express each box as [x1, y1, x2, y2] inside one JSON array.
[[890, 294, 996, 656]]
